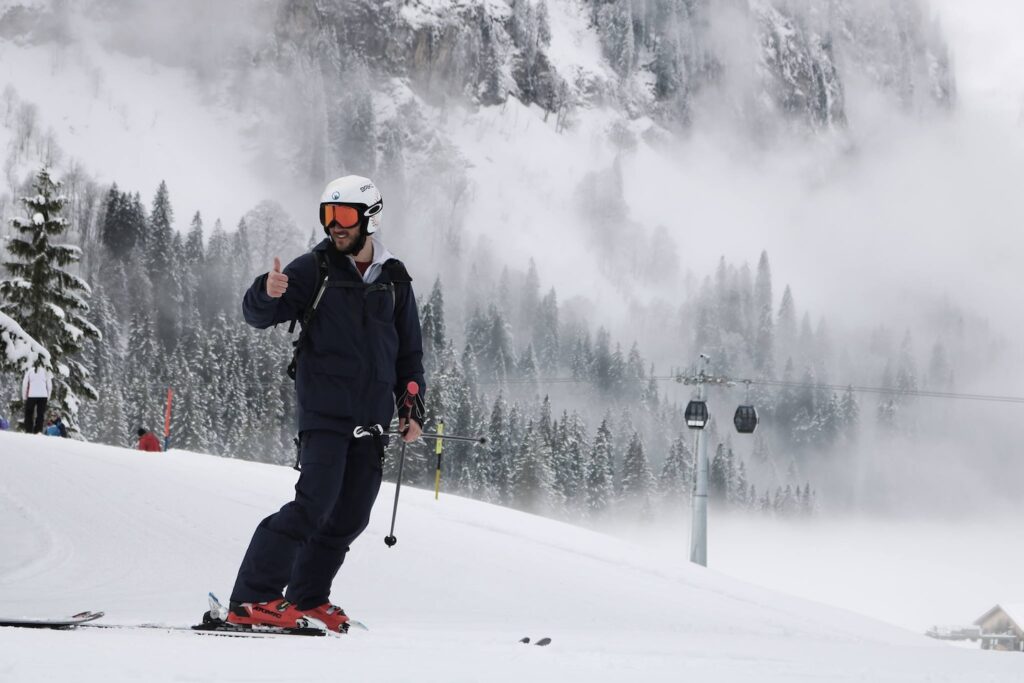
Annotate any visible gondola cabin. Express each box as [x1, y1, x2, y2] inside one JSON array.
[[685, 400, 709, 430], [733, 405, 759, 434]]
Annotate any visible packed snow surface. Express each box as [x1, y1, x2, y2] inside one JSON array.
[[0, 432, 1019, 683]]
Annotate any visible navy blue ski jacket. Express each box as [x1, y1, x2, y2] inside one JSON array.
[[242, 238, 425, 436]]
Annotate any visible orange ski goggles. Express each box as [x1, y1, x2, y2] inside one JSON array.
[[320, 203, 361, 229]]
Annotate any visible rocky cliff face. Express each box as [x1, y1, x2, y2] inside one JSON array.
[[258, 0, 951, 134], [0, 0, 952, 153], [753, 2, 847, 131], [0, 0, 957, 246]]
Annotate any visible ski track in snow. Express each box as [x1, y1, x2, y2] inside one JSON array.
[[0, 431, 1020, 683]]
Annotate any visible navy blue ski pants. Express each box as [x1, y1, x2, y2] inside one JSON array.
[[230, 430, 383, 609]]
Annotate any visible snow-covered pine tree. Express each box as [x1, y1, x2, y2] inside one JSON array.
[[593, 327, 613, 391], [709, 442, 731, 506], [100, 184, 146, 259], [510, 420, 555, 514], [449, 373, 479, 494], [562, 410, 588, 516], [518, 344, 539, 390], [123, 311, 163, 434], [0, 310, 50, 384], [597, 0, 636, 77], [520, 258, 541, 330], [549, 410, 572, 513], [569, 329, 593, 380], [734, 461, 749, 508], [619, 430, 655, 516], [200, 219, 232, 321], [839, 386, 859, 442], [625, 342, 645, 399], [0, 167, 100, 431], [144, 181, 184, 348], [659, 434, 692, 509], [532, 287, 559, 373], [485, 393, 513, 504], [584, 417, 615, 518], [420, 277, 447, 373], [76, 286, 119, 442], [776, 285, 797, 364]]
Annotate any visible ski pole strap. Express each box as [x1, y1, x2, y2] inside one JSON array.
[[396, 382, 425, 426]]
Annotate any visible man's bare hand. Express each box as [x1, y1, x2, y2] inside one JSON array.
[[398, 417, 422, 443], [266, 257, 288, 298]]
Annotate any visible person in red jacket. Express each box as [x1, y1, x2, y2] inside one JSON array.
[[137, 427, 162, 452]]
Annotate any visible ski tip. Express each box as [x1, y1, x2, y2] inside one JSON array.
[[71, 611, 104, 620], [348, 619, 369, 632]]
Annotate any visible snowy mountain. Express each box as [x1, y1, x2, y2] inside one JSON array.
[[0, 431, 1020, 682]]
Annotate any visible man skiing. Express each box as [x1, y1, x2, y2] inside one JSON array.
[[226, 175, 425, 633]]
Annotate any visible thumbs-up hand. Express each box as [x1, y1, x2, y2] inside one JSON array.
[[266, 256, 289, 298]]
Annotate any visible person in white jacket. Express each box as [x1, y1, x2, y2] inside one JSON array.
[[22, 366, 52, 434]]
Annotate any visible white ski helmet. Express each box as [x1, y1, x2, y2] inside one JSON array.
[[319, 175, 383, 235]]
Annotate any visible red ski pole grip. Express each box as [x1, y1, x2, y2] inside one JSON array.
[[406, 381, 419, 397]]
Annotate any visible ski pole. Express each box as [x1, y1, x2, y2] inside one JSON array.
[[385, 381, 419, 548], [433, 419, 444, 500], [419, 431, 487, 445], [386, 420, 487, 444]]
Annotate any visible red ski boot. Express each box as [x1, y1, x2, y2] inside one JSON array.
[[227, 598, 305, 629], [300, 603, 350, 633]]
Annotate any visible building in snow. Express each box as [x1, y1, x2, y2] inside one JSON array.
[[973, 604, 1024, 651]]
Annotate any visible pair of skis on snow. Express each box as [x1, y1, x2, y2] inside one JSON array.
[[0, 594, 364, 638], [0, 596, 555, 646]]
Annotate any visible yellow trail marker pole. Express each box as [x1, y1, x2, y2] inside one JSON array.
[[433, 420, 444, 500]]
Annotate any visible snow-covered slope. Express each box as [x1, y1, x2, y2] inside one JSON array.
[[0, 432, 1018, 683]]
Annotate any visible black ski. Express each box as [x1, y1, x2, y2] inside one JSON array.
[[193, 610, 328, 636], [86, 626, 329, 643]]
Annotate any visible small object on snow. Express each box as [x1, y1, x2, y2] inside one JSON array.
[[519, 636, 552, 646], [0, 610, 104, 629]]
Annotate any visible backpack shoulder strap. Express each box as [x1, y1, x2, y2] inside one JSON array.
[[287, 251, 330, 334], [382, 258, 412, 284]]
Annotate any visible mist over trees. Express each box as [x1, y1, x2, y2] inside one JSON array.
[[0, 159, 982, 522]]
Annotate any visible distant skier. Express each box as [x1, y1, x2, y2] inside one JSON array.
[[226, 175, 425, 633], [21, 365, 51, 434], [44, 415, 67, 438], [136, 427, 161, 452]]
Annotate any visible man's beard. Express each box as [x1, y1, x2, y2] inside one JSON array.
[[333, 228, 368, 256]]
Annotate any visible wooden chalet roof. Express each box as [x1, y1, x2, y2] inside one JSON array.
[[974, 604, 1024, 630]]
